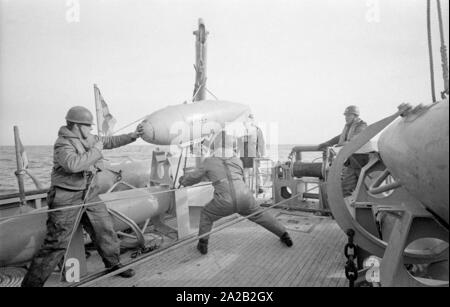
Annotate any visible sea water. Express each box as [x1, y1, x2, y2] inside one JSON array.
[[0, 145, 320, 195]]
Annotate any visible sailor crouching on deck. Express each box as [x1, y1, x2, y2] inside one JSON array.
[[21, 106, 143, 287], [179, 131, 293, 255]]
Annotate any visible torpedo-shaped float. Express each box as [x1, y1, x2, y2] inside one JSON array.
[[140, 100, 251, 145]]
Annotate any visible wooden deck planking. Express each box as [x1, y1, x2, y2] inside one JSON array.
[[89, 210, 348, 287], [255, 211, 321, 286], [310, 220, 346, 287], [235, 223, 285, 286], [325, 231, 347, 287], [214, 224, 279, 287], [275, 229, 315, 285], [309, 224, 342, 286], [290, 219, 332, 286], [279, 217, 327, 286], [302, 220, 340, 286], [235, 210, 303, 287]]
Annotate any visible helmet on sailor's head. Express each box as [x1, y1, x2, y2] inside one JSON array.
[[65, 106, 95, 125], [210, 131, 237, 157], [248, 113, 255, 120], [343, 105, 360, 116]]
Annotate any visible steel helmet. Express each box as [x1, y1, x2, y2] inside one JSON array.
[[344, 105, 360, 116], [65, 106, 95, 125]]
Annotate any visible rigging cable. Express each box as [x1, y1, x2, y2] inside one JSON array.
[[112, 115, 147, 135], [427, 0, 437, 103], [436, 0, 449, 98], [71, 191, 304, 287]]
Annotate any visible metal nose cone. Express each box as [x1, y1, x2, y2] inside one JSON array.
[[141, 119, 155, 144]]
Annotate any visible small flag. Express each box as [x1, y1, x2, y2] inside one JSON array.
[[17, 135, 29, 169], [100, 98, 117, 136], [94, 84, 117, 136]]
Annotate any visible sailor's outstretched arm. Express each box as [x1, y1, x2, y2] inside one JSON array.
[[318, 134, 340, 150], [98, 133, 137, 150], [99, 124, 144, 149], [179, 167, 207, 187]]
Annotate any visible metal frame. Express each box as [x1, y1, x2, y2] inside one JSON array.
[[326, 109, 449, 286]]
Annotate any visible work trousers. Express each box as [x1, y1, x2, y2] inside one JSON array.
[[21, 186, 120, 287], [198, 195, 286, 243], [341, 154, 369, 197]]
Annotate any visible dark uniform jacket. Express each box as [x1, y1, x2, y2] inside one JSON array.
[[50, 126, 136, 191], [180, 156, 251, 207], [324, 118, 367, 147]]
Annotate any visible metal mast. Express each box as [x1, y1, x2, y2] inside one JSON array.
[[192, 18, 209, 101]]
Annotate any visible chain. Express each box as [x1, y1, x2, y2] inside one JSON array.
[[344, 229, 358, 287]]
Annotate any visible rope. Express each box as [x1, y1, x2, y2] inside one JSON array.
[[112, 116, 147, 135], [427, 0, 437, 102], [73, 190, 303, 287], [178, 147, 189, 189], [60, 171, 99, 273], [172, 147, 186, 189], [0, 182, 213, 223], [437, 0, 449, 98], [205, 87, 219, 100], [192, 84, 203, 102]]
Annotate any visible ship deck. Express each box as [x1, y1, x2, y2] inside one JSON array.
[[86, 209, 348, 287]]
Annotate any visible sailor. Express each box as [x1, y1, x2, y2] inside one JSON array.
[[318, 105, 369, 196], [21, 106, 143, 287], [179, 131, 293, 255], [238, 114, 266, 194]]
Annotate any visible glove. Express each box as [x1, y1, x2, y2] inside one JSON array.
[[93, 141, 103, 152], [398, 103, 413, 117], [178, 176, 185, 186], [85, 133, 97, 148], [130, 124, 145, 139]]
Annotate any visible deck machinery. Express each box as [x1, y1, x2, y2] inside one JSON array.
[[275, 100, 449, 287]]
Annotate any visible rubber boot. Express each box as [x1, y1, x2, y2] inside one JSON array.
[[280, 232, 293, 247], [197, 239, 208, 255], [110, 263, 135, 278]]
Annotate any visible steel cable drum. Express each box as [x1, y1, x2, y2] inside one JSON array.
[[140, 100, 251, 145], [378, 100, 449, 225], [292, 162, 323, 179]]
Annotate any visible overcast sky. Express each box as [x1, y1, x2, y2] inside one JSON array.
[[0, 0, 448, 146]]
